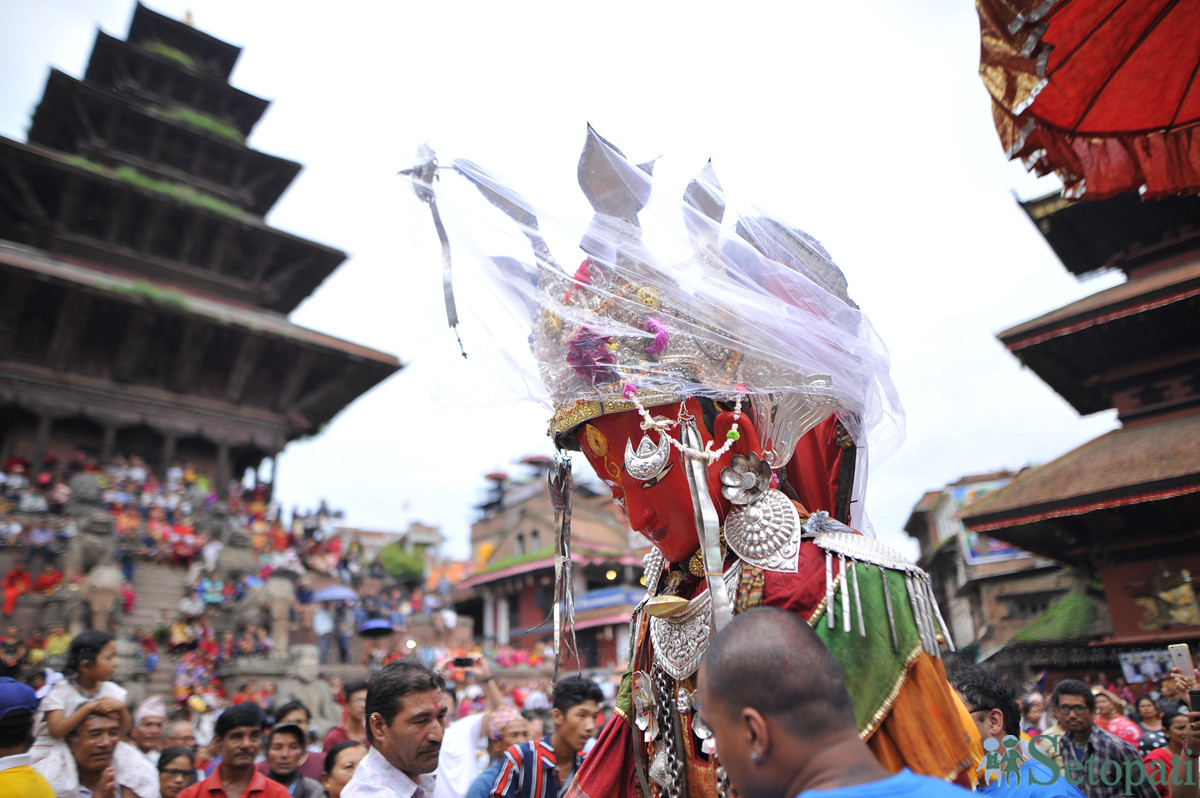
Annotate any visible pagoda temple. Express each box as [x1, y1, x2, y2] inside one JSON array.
[[0, 3, 400, 487], [959, 191, 1200, 664]]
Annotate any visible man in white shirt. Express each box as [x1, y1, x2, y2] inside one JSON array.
[[313, 604, 334, 665], [343, 660, 449, 798], [432, 656, 503, 798]]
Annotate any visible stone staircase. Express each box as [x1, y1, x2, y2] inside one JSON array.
[[0, 546, 185, 698], [126, 560, 189, 698]]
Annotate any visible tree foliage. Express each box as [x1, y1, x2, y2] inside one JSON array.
[[378, 543, 425, 583]]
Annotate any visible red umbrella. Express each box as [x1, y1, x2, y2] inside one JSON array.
[[978, 0, 1200, 200]]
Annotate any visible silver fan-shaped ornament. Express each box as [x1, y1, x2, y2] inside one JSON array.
[[751, 376, 837, 468]]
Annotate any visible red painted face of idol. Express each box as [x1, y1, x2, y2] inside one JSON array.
[[579, 399, 761, 563]]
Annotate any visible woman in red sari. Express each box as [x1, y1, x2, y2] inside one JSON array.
[[2, 563, 32, 614], [33, 563, 63, 595]]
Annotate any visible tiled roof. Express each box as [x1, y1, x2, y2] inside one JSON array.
[[0, 241, 397, 364], [913, 490, 942, 514], [959, 413, 1200, 530], [1001, 259, 1200, 350]]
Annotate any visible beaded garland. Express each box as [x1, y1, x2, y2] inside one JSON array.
[[623, 383, 745, 466]]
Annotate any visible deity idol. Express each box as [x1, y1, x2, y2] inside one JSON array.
[[407, 128, 975, 797]]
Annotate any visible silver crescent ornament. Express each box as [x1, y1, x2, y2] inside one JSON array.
[[625, 432, 671, 481]]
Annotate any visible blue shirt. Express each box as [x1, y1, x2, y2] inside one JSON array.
[[978, 759, 1087, 798], [796, 769, 971, 798], [468, 759, 504, 798]]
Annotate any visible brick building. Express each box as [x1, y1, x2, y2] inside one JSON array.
[[455, 459, 647, 670], [904, 471, 1084, 669]]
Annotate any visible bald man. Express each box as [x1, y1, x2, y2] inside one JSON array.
[[696, 607, 973, 798]]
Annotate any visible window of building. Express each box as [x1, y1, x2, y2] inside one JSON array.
[[1000, 590, 1062, 620]]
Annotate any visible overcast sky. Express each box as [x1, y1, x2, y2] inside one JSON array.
[[0, 1, 1122, 560]]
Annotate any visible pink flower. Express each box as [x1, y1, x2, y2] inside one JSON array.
[[644, 318, 669, 355]]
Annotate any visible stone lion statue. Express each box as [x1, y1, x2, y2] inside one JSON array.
[[233, 572, 297, 657], [64, 472, 117, 575], [274, 644, 343, 736]]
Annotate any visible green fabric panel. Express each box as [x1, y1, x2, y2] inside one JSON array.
[[812, 563, 923, 731], [616, 664, 633, 718]]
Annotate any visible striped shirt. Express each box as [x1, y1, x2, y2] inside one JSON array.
[[490, 736, 583, 798]]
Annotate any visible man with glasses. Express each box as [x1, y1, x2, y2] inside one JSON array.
[[162, 720, 198, 753], [162, 720, 203, 782], [952, 666, 1084, 798], [1037, 679, 1157, 798]]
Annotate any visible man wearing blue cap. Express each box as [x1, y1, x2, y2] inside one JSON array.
[[0, 675, 54, 797]]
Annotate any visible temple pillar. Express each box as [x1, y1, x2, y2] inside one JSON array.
[[100, 424, 117, 465], [0, 277, 33, 358], [32, 415, 53, 469], [161, 433, 177, 473], [276, 349, 316, 412], [483, 591, 496, 641], [496, 595, 510, 645], [216, 443, 231, 496], [46, 292, 92, 371]]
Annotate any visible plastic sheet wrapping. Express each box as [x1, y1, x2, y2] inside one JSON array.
[[405, 127, 904, 468]]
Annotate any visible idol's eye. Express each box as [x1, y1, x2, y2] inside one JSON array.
[[603, 480, 626, 504], [640, 460, 673, 489], [624, 433, 671, 482]]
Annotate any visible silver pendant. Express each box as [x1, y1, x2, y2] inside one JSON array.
[[648, 564, 742, 680], [839, 553, 851, 633], [850, 557, 866, 637], [722, 488, 802, 572], [676, 687, 692, 716], [691, 693, 717, 756], [632, 671, 658, 743], [649, 747, 670, 788]]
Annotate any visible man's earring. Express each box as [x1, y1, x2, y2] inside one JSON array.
[[750, 751, 760, 763]]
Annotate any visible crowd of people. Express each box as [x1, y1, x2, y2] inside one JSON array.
[[1016, 671, 1195, 754], [1, 447, 452, 666], [5, 610, 1199, 798], [5, 455, 1200, 798], [0, 626, 589, 798], [0, 448, 372, 584]]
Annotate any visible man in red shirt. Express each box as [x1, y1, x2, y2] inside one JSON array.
[[178, 704, 289, 798], [322, 680, 369, 752]]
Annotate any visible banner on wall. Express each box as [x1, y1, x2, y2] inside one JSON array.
[[952, 479, 1030, 564], [1119, 649, 1170, 684]]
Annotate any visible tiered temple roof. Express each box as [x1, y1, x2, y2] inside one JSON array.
[[960, 191, 1200, 648], [0, 3, 400, 483]]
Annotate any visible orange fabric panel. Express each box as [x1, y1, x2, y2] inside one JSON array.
[[866, 652, 977, 784]]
